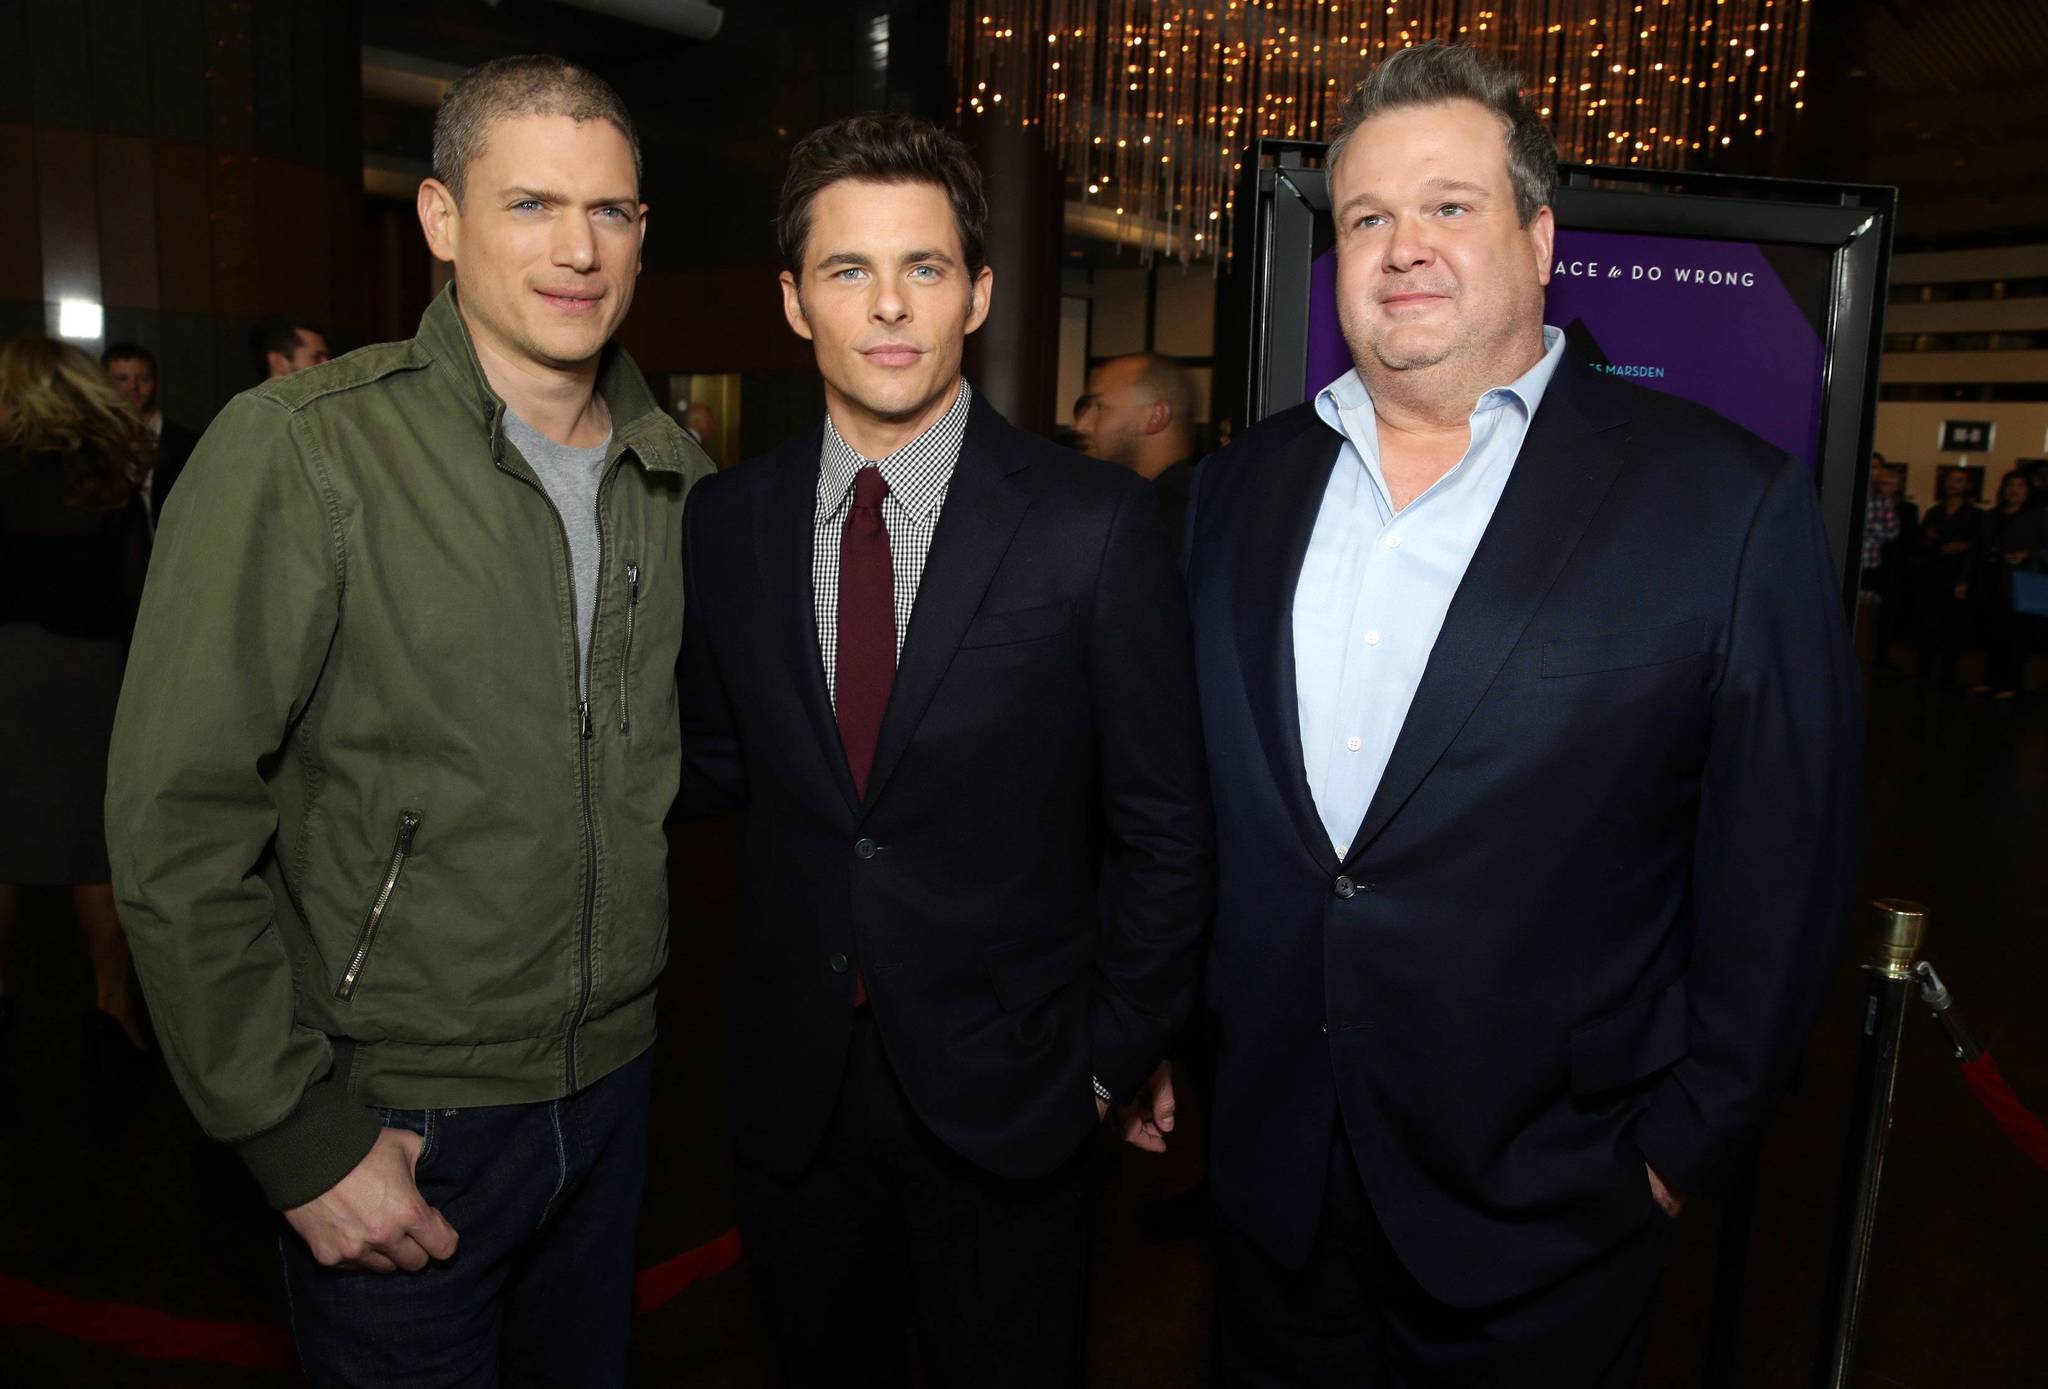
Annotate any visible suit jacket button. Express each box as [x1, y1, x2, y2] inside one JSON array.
[[1319, 1019, 1329, 1035], [829, 953, 850, 973], [1333, 875, 1357, 899], [854, 838, 877, 859]]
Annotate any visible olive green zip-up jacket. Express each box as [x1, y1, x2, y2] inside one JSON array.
[[107, 287, 712, 1209]]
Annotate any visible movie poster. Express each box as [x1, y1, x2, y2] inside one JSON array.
[[1304, 228, 1833, 467]]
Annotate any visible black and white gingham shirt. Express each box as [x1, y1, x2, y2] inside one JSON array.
[[814, 380, 973, 706]]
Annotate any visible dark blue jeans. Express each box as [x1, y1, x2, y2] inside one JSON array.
[[281, 1047, 654, 1389]]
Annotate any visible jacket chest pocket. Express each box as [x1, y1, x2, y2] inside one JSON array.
[[958, 600, 1073, 650], [335, 810, 422, 1001], [1539, 618, 1712, 679]]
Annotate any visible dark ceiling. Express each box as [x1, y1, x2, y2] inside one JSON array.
[[1788, 0, 2048, 248], [361, 0, 950, 271], [362, 0, 2048, 256]]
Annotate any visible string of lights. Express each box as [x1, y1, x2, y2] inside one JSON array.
[[948, 0, 1812, 262]]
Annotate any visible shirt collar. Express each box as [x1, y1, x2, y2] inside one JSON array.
[[1314, 324, 1566, 441], [818, 379, 973, 519]]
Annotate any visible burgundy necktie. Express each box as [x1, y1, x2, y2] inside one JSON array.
[[835, 465, 895, 798], [835, 466, 893, 1009]]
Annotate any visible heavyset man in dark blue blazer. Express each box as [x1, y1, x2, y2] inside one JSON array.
[[676, 116, 1212, 1387], [1143, 45, 1862, 1385]]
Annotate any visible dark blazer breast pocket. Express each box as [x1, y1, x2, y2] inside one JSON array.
[[958, 600, 1072, 650], [1540, 618, 1712, 679]]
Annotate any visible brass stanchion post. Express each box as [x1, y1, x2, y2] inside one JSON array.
[[1814, 899, 1927, 1389]]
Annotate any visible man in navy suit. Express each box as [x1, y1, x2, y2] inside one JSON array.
[[677, 115, 1212, 1386], [1134, 43, 1861, 1384]]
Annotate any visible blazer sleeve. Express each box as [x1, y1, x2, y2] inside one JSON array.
[[1633, 455, 1863, 1196], [675, 474, 749, 820], [1085, 476, 1218, 1103]]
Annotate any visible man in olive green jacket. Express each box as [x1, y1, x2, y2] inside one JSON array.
[[106, 57, 710, 1387]]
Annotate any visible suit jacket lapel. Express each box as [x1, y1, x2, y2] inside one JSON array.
[[756, 427, 860, 817], [1343, 358, 1631, 862], [859, 397, 1030, 813], [1234, 413, 1347, 874]]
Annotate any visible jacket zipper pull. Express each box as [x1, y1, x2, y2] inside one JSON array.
[[580, 700, 592, 739], [619, 563, 642, 736]]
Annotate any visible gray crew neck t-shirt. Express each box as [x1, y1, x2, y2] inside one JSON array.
[[503, 409, 612, 694]]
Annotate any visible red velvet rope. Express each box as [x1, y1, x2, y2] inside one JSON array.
[[0, 1226, 742, 1370], [1960, 1052, 2048, 1174], [0, 1276, 296, 1369]]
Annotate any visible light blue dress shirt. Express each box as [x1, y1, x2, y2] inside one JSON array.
[[1294, 326, 1566, 858]]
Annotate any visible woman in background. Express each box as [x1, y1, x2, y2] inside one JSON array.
[[1977, 469, 2041, 698], [1917, 465, 1983, 686], [0, 336, 155, 1056]]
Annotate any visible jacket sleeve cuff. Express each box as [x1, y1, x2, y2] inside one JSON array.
[[234, 1075, 384, 1211], [1088, 1014, 1161, 1108], [1632, 1080, 1760, 1200]]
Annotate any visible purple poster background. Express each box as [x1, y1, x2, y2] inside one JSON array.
[[1304, 228, 1829, 467]]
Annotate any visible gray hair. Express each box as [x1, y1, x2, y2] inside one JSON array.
[[432, 55, 641, 205], [1325, 43, 1557, 227]]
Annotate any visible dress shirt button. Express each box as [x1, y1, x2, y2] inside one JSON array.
[[1333, 875, 1357, 900], [1345, 736, 1362, 753], [1363, 629, 1382, 647], [1384, 533, 1403, 549], [828, 953, 850, 973], [854, 837, 877, 859]]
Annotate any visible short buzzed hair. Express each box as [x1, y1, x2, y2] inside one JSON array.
[[432, 55, 641, 205], [1114, 353, 1193, 424], [1326, 43, 1557, 227]]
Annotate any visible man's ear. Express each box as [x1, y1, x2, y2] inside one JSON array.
[[417, 177, 460, 265], [964, 264, 994, 336], [1528, 204, 1556, 287], [779, 270, 814, 343], [265, 351, 290, 378], [1144, 399, 1172, 437]]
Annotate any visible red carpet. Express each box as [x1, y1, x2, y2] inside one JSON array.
[[0, 1227, 743, 1370]]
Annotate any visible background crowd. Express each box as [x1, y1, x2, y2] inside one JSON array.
[[1861, 452, 2048, 697], [0, 319, 332, 1060]]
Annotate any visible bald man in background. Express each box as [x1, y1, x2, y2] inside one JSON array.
[[1076, 353, 1199, 537]]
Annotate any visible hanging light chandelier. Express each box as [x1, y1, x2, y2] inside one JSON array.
[[949, 0, 1813, 261]]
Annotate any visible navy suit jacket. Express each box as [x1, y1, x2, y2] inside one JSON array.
[[679, 393, 1214, 1183], [1185, 353, 1861, 1307]]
